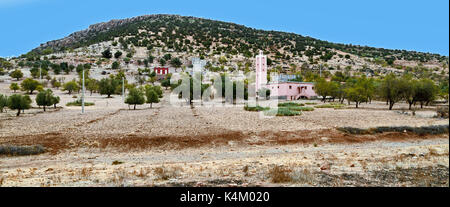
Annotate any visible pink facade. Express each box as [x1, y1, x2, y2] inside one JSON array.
[[254, 51, 318, 100], [267, 82, 318, 100]]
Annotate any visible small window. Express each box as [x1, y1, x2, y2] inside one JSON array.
[[278, 86, 280, 89], [289, 85, 292, 89]]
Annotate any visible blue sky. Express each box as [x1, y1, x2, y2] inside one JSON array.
[[0, 0, 448, 57]]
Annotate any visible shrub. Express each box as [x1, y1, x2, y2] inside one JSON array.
[[315, 103, 345, 109], [153, 166, 180, 180], [244, 104, 270, 112], [278, 102, 304, 107], [112, 160, 124, 165], [0, 145, 45, 156], [0, 94, 7, 113], [268, 165, 293, 183], [337, 125, 449, 135], [288, 106, 315, 112], [264, 107, 301, 116], [66, 99, 95, 107]]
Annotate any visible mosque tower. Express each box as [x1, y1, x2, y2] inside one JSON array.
[[255, 50, 268, 92]]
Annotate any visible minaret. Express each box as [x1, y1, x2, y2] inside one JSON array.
[[255, 50, 268, 92]]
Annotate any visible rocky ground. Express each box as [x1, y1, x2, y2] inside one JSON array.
[[0, 82, 448, 187]]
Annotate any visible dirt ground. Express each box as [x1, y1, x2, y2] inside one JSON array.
[[0, 82, 448, 187]]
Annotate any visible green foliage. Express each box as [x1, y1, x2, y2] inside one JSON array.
[[378, 73, 407, 110], [62, 81, 79, 95], [36, 89, 58, 111], [125, 88, 145, 110], [102, 49, 112, 59], [314, 103, 346, 109], [144, 86, 160, 108], [287, 106, 315, 111], [278, 102, 305, 107], [264, 107, 302, 116], [0, 94, 7, 113], [315, 78, 339, 102], [20, 78, 41, 94], [66, 99, 95, 107], [114, 51, 123, 58], [112, 61, 120, 69], [170, 57, 182, 68], [7, 94, 32, 116], [10, 69, 24, 81], [161, 78, 171, 89], [9, 83, 19, 92], [244, 104, 270, 112], [99, 78, 120, 98]]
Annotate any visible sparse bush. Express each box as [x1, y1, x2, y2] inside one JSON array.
[[278, 102, 304, 107], [0, 145, 45, 156], [66, 99, 95, 107], [338, 125, 449, 135], [264, 107, 302, 116], [112, 160, 124, 165], [244, 104, 270, 112], [288, 106, 315, 112], [153, 166, 180, 180], [268, 165, 293, 183], [315, 103, 345, 109]]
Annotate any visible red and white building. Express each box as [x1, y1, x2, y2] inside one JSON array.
[[154, 67, 169, 75]]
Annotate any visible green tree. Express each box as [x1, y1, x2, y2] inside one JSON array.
[[99, 78, 120, 98], [315, 78, 339, 102], [159, 58, 166, 66], [161, 78, 171, 89], [62, 81, 79, 95], [345, 86, 367, 108], [36, 89, 55, 111], [86, 79, 99, 96], [145, 87, 160, 108], [51, 96, 60, 109], [415, 78, 439, 108], [112, 61, 120, 69], [20, 78, 41, 94], [0, 94, 7, 113], [170, 58, 182, 68], [102, 49, 112, 59], [10, 83, 19, 93], [378, 73, 405, 110], [125, 88, 145, 110], [7, 94, 32, 116], [114, 51, 123, 59], [10, 69, 23, 81], [401, 75, 419, 110]]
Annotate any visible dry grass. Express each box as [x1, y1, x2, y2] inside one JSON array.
[[268, 165, 293, 183], [153, 166, 182, 181]]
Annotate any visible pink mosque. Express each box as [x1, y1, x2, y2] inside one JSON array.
[[255, 51, 318, 100]]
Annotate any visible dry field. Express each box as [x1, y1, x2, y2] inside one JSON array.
[[0, 82, 448, 187]]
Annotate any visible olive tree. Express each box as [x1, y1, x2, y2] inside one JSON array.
[[7, 94, 32, 116], [125, 88, 145, 110]]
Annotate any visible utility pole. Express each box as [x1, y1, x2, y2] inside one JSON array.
[[39, 67, 42, 82], [82, 69, 85, 114], [319, 64, 323, 78], [122, 76, 125, 101]]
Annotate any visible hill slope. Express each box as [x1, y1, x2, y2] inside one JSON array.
[[32, 14, 447, 63]]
